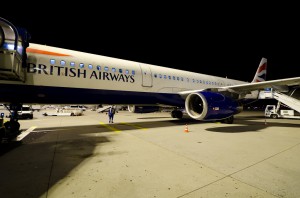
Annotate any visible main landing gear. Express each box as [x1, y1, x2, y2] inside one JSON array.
[[171, 109, 183, 119], [221, 116, 234, 124]]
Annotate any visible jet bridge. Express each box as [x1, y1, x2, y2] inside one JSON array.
[[0, 17, 30, 82]]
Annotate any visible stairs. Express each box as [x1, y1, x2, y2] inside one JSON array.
[[273, 91, 300, 113]]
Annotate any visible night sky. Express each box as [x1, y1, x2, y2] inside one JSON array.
[[2, 8, 299, 82]]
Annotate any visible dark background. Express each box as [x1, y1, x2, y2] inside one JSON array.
[[2, 5, 299, 82]]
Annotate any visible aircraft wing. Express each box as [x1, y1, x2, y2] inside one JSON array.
[[222, 76, 300, 93], [179, 77, 300, 96]]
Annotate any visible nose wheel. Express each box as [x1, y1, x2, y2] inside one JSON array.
[[0, 103, 21, 143]]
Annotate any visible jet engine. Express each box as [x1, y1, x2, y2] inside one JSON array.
[[185, 91, 243, 121], [128, 105, 160, 113]]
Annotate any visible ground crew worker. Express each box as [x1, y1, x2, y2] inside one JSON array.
[[108, 106, 116, 123]]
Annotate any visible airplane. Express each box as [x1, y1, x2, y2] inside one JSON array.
[[1, 17, 300, 141]]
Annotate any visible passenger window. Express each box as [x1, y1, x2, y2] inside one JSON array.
[[119, 69, 123, 73], [79, 63, 84, 68], [154, 74, 157, 78], [112, 68, 116, 72], [125, 70, 129, 74], [70, 62, 75, 67], [50, 59, 55, 64], [88, 64, 93, 69], [60, 60, 66, 66], [132, 70, 135, 75], [105, 67, 109, 71], [97, 65, 101, 70]]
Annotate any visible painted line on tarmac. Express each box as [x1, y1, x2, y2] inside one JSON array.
[[99, 122, 121, 132], [14, 126, 37, 141], [33, 129, 67, 132], [120, 122, 147, 130]]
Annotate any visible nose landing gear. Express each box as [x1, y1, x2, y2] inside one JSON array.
[[0, 104, 21, 143]]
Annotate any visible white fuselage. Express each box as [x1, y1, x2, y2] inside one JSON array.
[[0, 43, 246, 105]]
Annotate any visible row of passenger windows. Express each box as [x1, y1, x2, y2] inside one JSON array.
[[153, 73, 232, 86], [50, 59, 135, 75], [50, 59, 232, 86]]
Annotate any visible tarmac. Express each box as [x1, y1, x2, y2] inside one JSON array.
[[0, 109, 300, 198]]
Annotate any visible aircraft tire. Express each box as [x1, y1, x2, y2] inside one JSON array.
[[171, 110, 182, 118], [222, 116, 234, 124], [0, 127, 5, 139], [176, 111, 183, 119], [4, 120, 20, 134]]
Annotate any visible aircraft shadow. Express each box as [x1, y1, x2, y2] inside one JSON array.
[[206, 118, 300, 133], [0, 124, 110, 198], [138, 116, 171, 119]]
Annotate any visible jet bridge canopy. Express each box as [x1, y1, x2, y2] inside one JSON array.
[[0, 17, 30, 81]]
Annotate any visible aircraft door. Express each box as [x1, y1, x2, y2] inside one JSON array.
[[140, 64, 153, 87]]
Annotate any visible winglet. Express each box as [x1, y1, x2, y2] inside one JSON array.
[[252, 57, 267, 83]]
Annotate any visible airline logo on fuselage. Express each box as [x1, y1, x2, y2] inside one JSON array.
[[27, 63, 135, 83]]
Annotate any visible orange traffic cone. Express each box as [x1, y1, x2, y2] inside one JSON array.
[[184, 124, 189, 133]]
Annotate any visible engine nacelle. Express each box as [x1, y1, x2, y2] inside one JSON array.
[[185, 91, 242, 121], [128, 105, 160, 113]]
